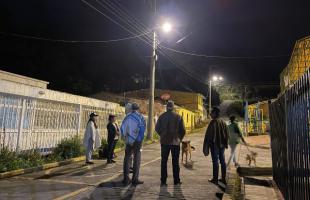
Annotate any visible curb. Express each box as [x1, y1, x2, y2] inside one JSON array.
[[223, 167, 244, 200], [246, 144, 270, 150], [237, 167, 273, 177], [0, 139, 159, 179], [0, 156, 85, 179]]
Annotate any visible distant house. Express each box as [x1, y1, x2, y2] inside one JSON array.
[[124, 89, 206, 120]]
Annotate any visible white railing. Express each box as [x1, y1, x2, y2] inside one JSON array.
[[0, 92, 124, 154]]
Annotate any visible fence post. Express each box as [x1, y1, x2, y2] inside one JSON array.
[[77, 104, 82, 136], [16, 99, 26, 152]]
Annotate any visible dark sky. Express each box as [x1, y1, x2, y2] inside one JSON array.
[[0, 0, 310, 97]]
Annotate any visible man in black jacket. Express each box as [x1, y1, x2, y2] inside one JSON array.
[[155, 101, 186, 186], [203, 107, 229, 185]]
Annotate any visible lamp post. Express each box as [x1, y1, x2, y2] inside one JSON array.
[[147, 21, 172, 140], [209, 75, 223, 116]]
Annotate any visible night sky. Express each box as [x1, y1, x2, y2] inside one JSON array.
[[0, 0, 310, 97]]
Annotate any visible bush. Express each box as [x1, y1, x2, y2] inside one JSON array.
[[115, 139, 125, 149], [153, 132, 160, 141], [53, 136, 85, 160], [99, 138, 108, 159], [0, 147, 45, 173]]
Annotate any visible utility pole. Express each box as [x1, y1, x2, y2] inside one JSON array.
[[209, 80, 212, 117], [147, 0, 156, 140]]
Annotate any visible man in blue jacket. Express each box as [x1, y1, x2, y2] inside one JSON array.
[[121, 103, 146, 185]]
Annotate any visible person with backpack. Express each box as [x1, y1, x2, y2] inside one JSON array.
[[120, 103, 146, 185]]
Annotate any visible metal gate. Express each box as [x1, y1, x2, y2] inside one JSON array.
[[0, 93, 124, 154], [269, 70, 310, 200]]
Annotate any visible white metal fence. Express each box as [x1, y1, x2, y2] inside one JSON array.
[[0, 93, 124, 154]]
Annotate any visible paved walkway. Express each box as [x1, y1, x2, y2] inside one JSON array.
[[0, 133, 226, 200], [231, 135, 279, 200]]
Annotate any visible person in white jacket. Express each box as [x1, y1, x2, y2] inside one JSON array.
[[83, 112, 101, 165]]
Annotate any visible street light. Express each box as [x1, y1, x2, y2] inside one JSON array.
[[147, 21, 173, 140], [162, 22, 172, 33], [209, 75, 223, 117]]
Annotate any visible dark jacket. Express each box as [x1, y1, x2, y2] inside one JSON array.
[[107, 122, 119, 143], [203, 118, 229, 155], [155, 111, 186, 146]]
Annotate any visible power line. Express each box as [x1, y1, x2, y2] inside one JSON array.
[[0, 31, 149, 43], [159, 45, 290, 59]]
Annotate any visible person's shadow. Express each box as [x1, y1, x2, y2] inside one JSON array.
[[158, 185, 185, 200], [85, 174, 137, 200], [158, 186, 172, 200], [173, 185, 185, 200]]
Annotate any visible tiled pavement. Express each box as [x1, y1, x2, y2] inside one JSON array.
[[0, 132, 226, 200], [0, 132, 281, 200], [231, 135, 280, 200]]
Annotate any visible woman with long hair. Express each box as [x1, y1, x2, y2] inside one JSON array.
[[83, 112, 101, 164]]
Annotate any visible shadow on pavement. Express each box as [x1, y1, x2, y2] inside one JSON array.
[[83, 174, 138, 200], [158, 185, 185, 200], [182, 160, 197, 170]]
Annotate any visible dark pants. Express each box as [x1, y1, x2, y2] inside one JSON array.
[[161, 144, 180, 184], [123, 141, 142, 182], [107, 139, 117, 162], [210, 144, 226, 180]]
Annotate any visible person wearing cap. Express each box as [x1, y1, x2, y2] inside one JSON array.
[[155, 100, 186, 186], [203, 107, 229, 185], [106, 114, 120, 164], [83, 112, 101, 165], [120, 102, 146, 185], [227, 115, 246, 167]]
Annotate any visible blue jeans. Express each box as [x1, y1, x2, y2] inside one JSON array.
[[210, 144, 226, 180]]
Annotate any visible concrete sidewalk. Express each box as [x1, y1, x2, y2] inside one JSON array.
[[0, 132, 226, 200], [229, 135, 280, 200]]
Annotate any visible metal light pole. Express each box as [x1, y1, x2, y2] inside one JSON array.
[[209, 80, 212, 117], [208, 75, 223, 117], [147, 31, 156, 140]]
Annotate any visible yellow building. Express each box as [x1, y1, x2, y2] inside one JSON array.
[[124, 89, 205, 119], [175, 106, 196, 133], [280, 36, 310, 92], [247, 101, 270, 134]]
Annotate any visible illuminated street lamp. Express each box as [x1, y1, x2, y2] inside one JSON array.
[[147, 21, 173, 140], [162, 22, 172, 33], [209, 75, 223, 117]]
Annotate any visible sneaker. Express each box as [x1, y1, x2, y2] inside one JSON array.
[[160, 182, 167, 186], [174, 181, 182, 185], [111, 160, 116, 163], [122, 179, 130, 186], [219, 178, 227, 185], [208, 178, 218, 185], [132, 180, 144, 185], [86, 161, 94, 165]]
